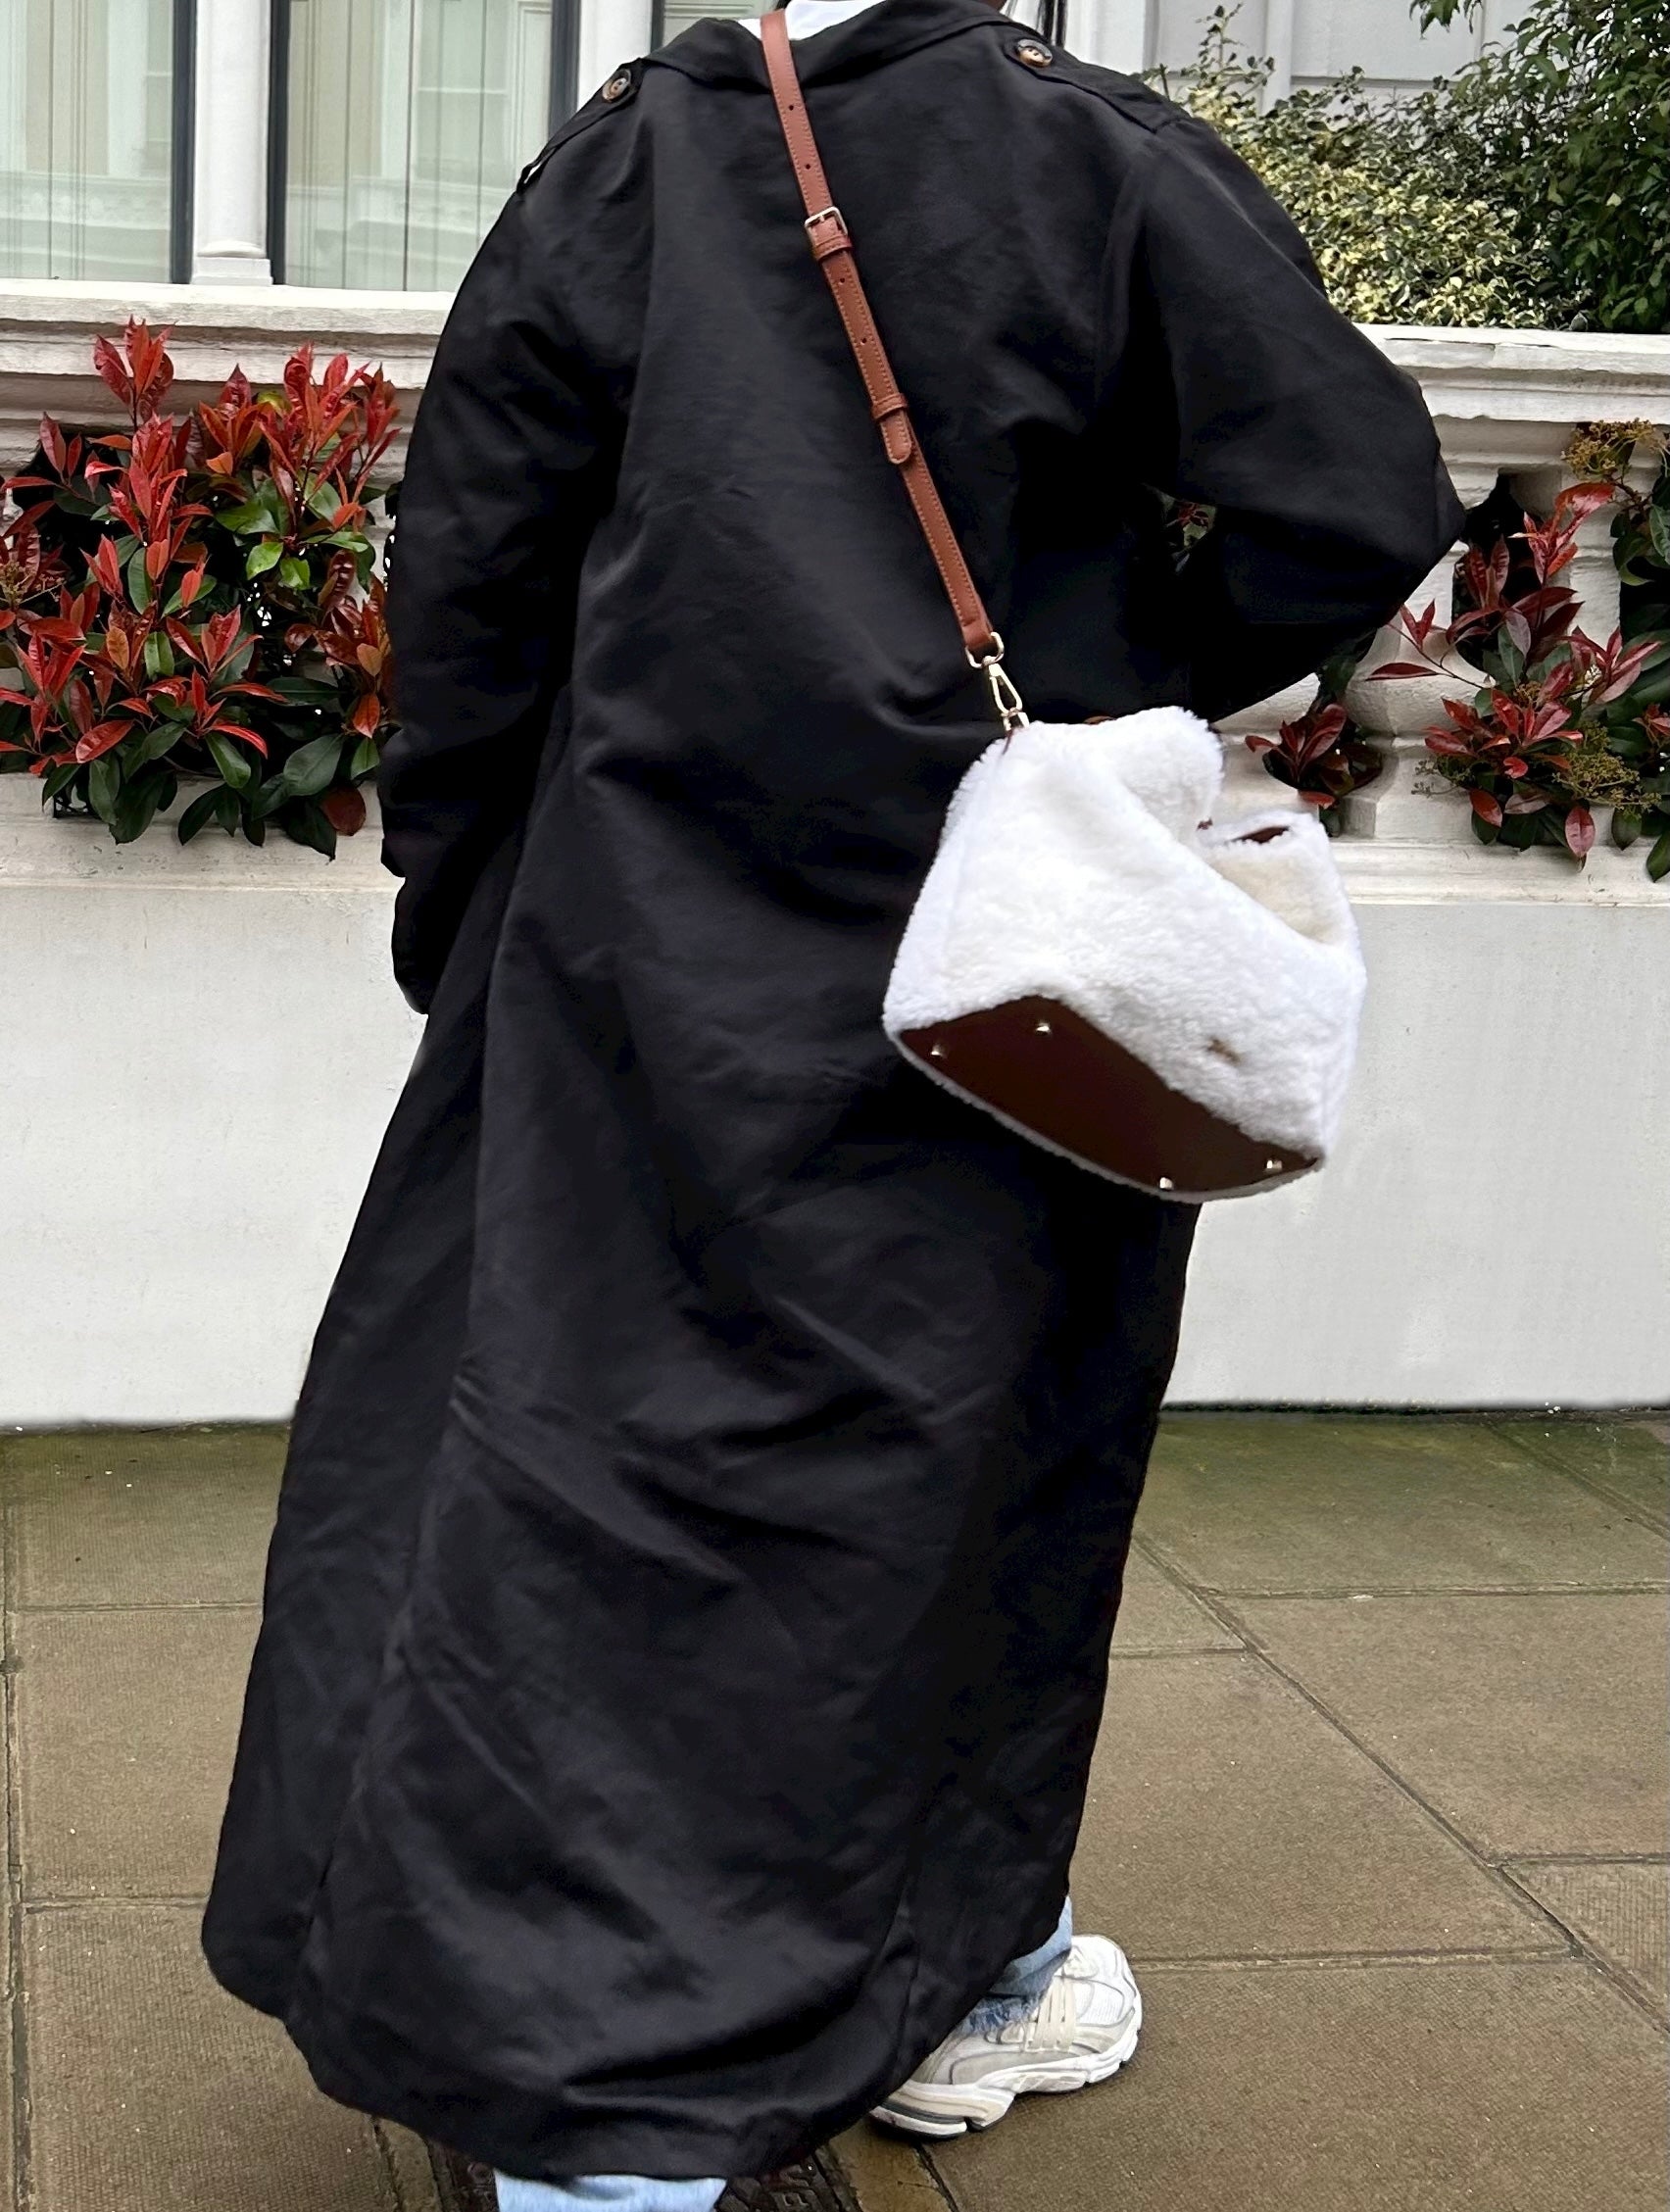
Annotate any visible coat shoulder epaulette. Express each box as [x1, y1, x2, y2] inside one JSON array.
[[997, 30, 1184, 139], [517, 59, 643, 193]]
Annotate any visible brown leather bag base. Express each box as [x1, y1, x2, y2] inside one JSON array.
[[898, 997, 1316, 1199]]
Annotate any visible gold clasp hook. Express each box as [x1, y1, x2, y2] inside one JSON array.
[[967, 633, 1029, 736]]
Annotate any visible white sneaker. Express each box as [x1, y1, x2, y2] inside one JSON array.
[[870, 1936, 1142, 2138]]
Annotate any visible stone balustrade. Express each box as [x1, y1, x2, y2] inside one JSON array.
[[6, 284, 1667, 896], [2, 291, 1666, 1417]]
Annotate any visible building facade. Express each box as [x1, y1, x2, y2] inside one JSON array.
[[1, 0, 1520, 296]]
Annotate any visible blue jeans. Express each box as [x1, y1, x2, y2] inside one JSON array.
[[494, 1899, 1074, 2212]]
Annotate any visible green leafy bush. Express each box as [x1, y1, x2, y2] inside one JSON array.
[[0, 321, 397, 853], [1160, 3, 1669, 333], [1417, 0, 1669, 333]]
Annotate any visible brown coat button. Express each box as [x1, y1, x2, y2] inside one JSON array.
[[1013, 40, 1054, 68], [602, 71, 633, 101]]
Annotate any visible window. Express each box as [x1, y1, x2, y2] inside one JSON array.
[[652, 4, 1070, 49], [655, 0, 756, 41], [0, 0, 189, 281], [274, 0, 563, 291]]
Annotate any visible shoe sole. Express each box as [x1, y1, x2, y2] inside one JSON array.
[[868, 1997, 1142, 2140]]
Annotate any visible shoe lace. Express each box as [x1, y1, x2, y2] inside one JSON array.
[[1006, 1954, 1080, 2052]]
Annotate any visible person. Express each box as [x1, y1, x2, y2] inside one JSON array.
[[203, 3, 1461, 2208]]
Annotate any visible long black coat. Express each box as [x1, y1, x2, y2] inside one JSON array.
[[204, 0, 1460, 2182]]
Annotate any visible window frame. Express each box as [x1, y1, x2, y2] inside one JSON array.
[[170, 0, 198, 282], [264, 0, 581, 287]]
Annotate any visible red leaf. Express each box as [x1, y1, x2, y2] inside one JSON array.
[[91, 334, 133, 408], [1552, 480, 1616, 530], [349, 692, 382, 738], [1563, 804, 1595, 860], [210, 722, 268, 755], [320, 783, 367, 836], [1368, 662, 1440, 681], [1468, 788, 1504, 827], [89, 537, 123, 595], [73, 719, 132, 764]]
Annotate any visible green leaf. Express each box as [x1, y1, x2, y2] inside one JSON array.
[[135, 720, 181, 765], [87, 754, 122, 824], [305, 479, 344, 522], [111, 766, 175, 844], [1649, 507, 1670, 565], [213, 786, 240, 833], [125, 544, 152, 612], [215, 497, 275, 533], [204, 731, 252, 788], [41, 760, 81, 803], [280, 799, 337, 860], [249, 775, 292, 820], [177, 786, 225, 844], [277, 556, 311, 591], [278, 731, 345, 798], [142, 631, 174, 680], [1611, 810, 1642, 850], [245, 538, 283, 578], [1647, 825, 1670, 883], [349, 736, 379, 779]]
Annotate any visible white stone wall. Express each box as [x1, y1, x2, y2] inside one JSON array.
[[1, 300, 1667, 1421]]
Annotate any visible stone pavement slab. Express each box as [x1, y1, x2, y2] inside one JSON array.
[[1507, 1860, 1670, 2021], [3, 1427, 284, 1607], [1490, 1419, 1668, 1530], [14, 1605, 258, 1895], [1235, 1592, 1669, 1858], [1141, 1416, 1667, 1593], [20, 1902, 434, 2212], [1076, 1651, 1549, 1960], [5, 1412, 1664, 2212], [923, 1960, 1669, 2212], [1109, 1551, 1242, 1654]]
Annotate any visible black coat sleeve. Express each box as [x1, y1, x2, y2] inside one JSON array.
[[380, 187, 610, 1013], [1112, 114, 1463, 721]]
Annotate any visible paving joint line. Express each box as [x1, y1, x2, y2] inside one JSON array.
[[9, 1598, 263, 1616], [5, 1486, 32, 2212], [1499, 1851, 1670, 1867], [1133, 1944, 1576, 1972], [1485, 1421, 1669, 1535], [21, 1893, 212, 1911], [1130, 1575, 1670, 1600]]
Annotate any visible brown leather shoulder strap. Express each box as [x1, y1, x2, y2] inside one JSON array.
[[760, 8, 1025, 732]]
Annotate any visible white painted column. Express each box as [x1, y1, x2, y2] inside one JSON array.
[[579, 0, 655, 102], [193, 0, 273, 284], [1071, 0, 1151, 72], [1262, 0, 1296, 104]]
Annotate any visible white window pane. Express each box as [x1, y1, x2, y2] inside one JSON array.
[[658, 2, 757, 39], [0, 0, 174, 280], [284, 0, 555, 292]]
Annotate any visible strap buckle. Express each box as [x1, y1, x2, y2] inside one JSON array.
[[803, 206, 850, 258], [967, 633, 1028, 735]]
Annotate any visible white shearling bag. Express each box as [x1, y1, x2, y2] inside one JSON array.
[[883, 709, 1367, 1201], [761, 11, 1366, 1201]]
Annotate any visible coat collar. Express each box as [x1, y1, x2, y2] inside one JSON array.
[[647, 0, 1010, 91]]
